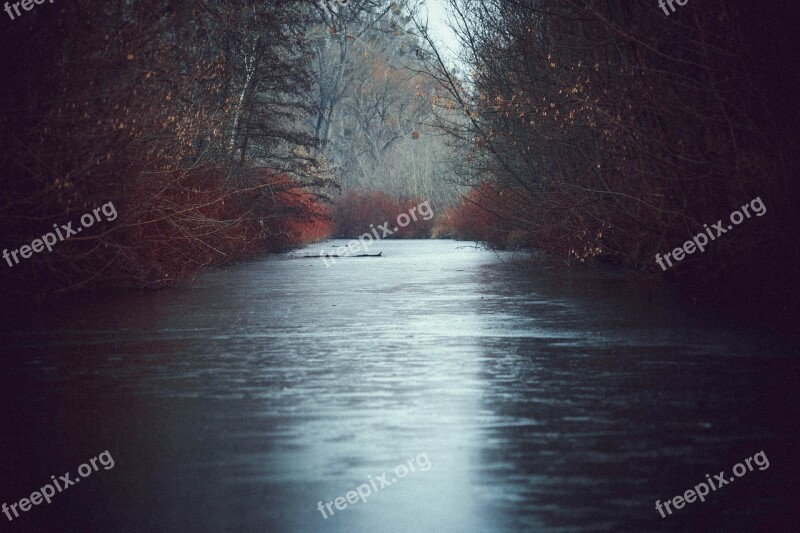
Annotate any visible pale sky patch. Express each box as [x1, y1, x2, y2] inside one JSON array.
[[419, 0, 461, 65]]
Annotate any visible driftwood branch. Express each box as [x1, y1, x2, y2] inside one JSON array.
[[290, 251, 382, 258]]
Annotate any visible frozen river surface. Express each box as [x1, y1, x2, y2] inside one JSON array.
[[1, 240, 797, 532]]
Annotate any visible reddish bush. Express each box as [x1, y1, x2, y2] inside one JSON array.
[[436, 183, 516, 248], [331, 190, 434, 238], [266, 176, 333, 248], [0, 162, 333, 294], [118, 167, 331, 286], [438, 182, 611, 259]]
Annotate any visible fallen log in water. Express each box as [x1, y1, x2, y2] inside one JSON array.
[[290, 251, 383, 259]]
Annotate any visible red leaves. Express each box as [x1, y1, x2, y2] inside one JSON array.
[[121, 167, 331, 286], [331, 190, 434, 238], [436, 183, 516, 248], [261, 171, 333, 249]]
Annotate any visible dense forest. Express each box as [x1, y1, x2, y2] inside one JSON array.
[[0, 0, 460, 298], [2, 0, 798, 316], [433, 2, 798, 274]]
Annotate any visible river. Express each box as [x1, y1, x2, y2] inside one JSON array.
[[1, 239, 797, 532]]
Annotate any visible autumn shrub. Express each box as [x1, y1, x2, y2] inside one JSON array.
[[0, 165, 331, 295], [331, 189, 434, 238], [114, 168, 331, 286], [438, 183, 518, 248]]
